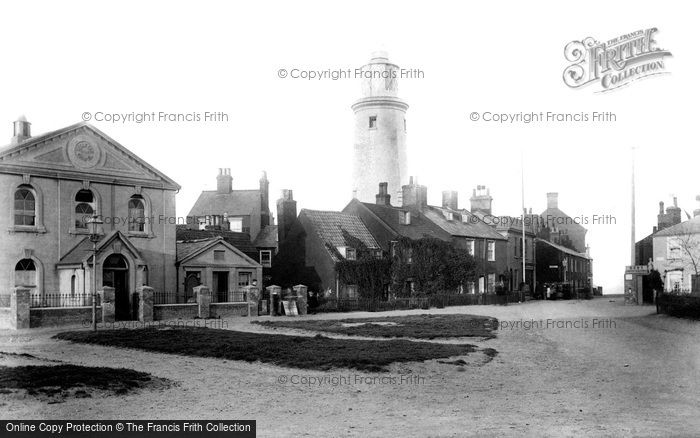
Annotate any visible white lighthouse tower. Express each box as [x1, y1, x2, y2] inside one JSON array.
[[351, 51, 408, 203]]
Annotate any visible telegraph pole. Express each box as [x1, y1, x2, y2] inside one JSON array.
[[521, 148, 526, 302], [631, 147, 636, 266]]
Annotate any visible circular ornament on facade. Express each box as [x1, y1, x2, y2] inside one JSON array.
[[68, 136, 101, 168]]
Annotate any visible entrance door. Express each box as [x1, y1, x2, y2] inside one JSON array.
[[103, 254, 131, 320], [184, 272, 201, 303], [213, 271, 229, 302]]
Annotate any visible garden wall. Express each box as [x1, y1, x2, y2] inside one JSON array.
[[153, 303, 198, 320]]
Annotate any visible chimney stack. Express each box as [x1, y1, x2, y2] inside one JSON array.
[[658, 198, 682, 231], [401, 176, 428, 208], [276, 189, 297, 244], [375, 182, 391, 206], [546, 192, 559, 209], [11, 116, 31, 145], [442, 190, 458, 210], [469, 185, 492, 215], [216, 168, 233, 194]]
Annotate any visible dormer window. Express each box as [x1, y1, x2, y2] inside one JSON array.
[[462, 214, 471, 224], [399, 210, 411, 225], [346, 248, 357, 261], [443, 211, 454, 221]]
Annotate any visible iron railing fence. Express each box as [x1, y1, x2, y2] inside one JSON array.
[[29, 293, 100, 308]]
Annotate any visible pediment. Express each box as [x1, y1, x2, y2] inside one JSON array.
[[0, 123, 179, 190]]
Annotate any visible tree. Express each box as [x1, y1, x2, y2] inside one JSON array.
[[391, 237, 478, 296], [669, 223, 700, 292]]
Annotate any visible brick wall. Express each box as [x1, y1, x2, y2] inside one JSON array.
[[30, 307, 94, 327], [153, 303, 198, 320], [210, 302, 249, 318]]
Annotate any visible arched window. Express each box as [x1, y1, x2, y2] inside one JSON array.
[[14, 186, 36, 226], [14, 258, 37, 288], [74, 189, 95, 229], [70, 275, 77, 296], [128, 195, 146, 232]]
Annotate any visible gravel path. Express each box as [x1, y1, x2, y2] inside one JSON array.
[[1, 297, 698, 437]]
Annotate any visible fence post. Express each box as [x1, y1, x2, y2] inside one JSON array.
[[194, 285, 211, 319], [10, 287, 30, 330], [243, 286, 260, 317], [99, 287, 115, 323], [136, 286, 154, 322], [293, 285, 308, 315], [265, 285, 281, 316]]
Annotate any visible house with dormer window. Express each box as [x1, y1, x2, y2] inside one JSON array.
[[343, 181, 507, 294], [272, 208, 381, 298]]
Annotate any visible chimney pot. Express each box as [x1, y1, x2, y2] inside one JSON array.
[[216, 167, 233, 194]]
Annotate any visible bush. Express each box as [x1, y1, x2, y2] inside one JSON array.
[[658, 293, 700, 319]]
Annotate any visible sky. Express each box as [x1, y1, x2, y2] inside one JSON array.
[[1, 0, 698, 292]]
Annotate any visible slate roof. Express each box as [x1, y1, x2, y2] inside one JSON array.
[[301, 209, 380, 262], [358, 201, 448, 241], [176, 238, 220, 262], [175, 226, 258, 258], [57, 230, 146, 265], [541, 207, 587, 231], [253, 225, 278, 248], [423, 206, 507, 240], [491, 214, 539, 235], [537, 238, 591, 259], [58, 237, 93, 265], [176, 236, 261, 266], [187, 189, 261, 217], [655, 216, 700, 237]]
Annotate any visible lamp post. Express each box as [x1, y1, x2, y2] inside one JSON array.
[[87, 214, 103, 331]]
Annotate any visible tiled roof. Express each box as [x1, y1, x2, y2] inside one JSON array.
[[176, 238, 221, 262], [253, 225, 278, 248], [492, 214, 539, 235], [423, 206, 507, 240], [359, 201, 448, 241], [301, 209, 380, 262], [57, 237, 93, 265], [537, 238, 591, 259], [186, 190, 260, 217], [175, 226, 258, 258], [655, 216, 700, 237]]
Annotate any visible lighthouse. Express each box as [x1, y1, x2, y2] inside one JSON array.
[[351, 51, 408, 203]]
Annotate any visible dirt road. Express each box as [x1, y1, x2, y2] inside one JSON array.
[[1, 297, 698, 437]]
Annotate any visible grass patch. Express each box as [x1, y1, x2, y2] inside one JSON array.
[[55, 327, 479, 372], [0, 364, 169, 399], [253, 314, 498, 339]]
